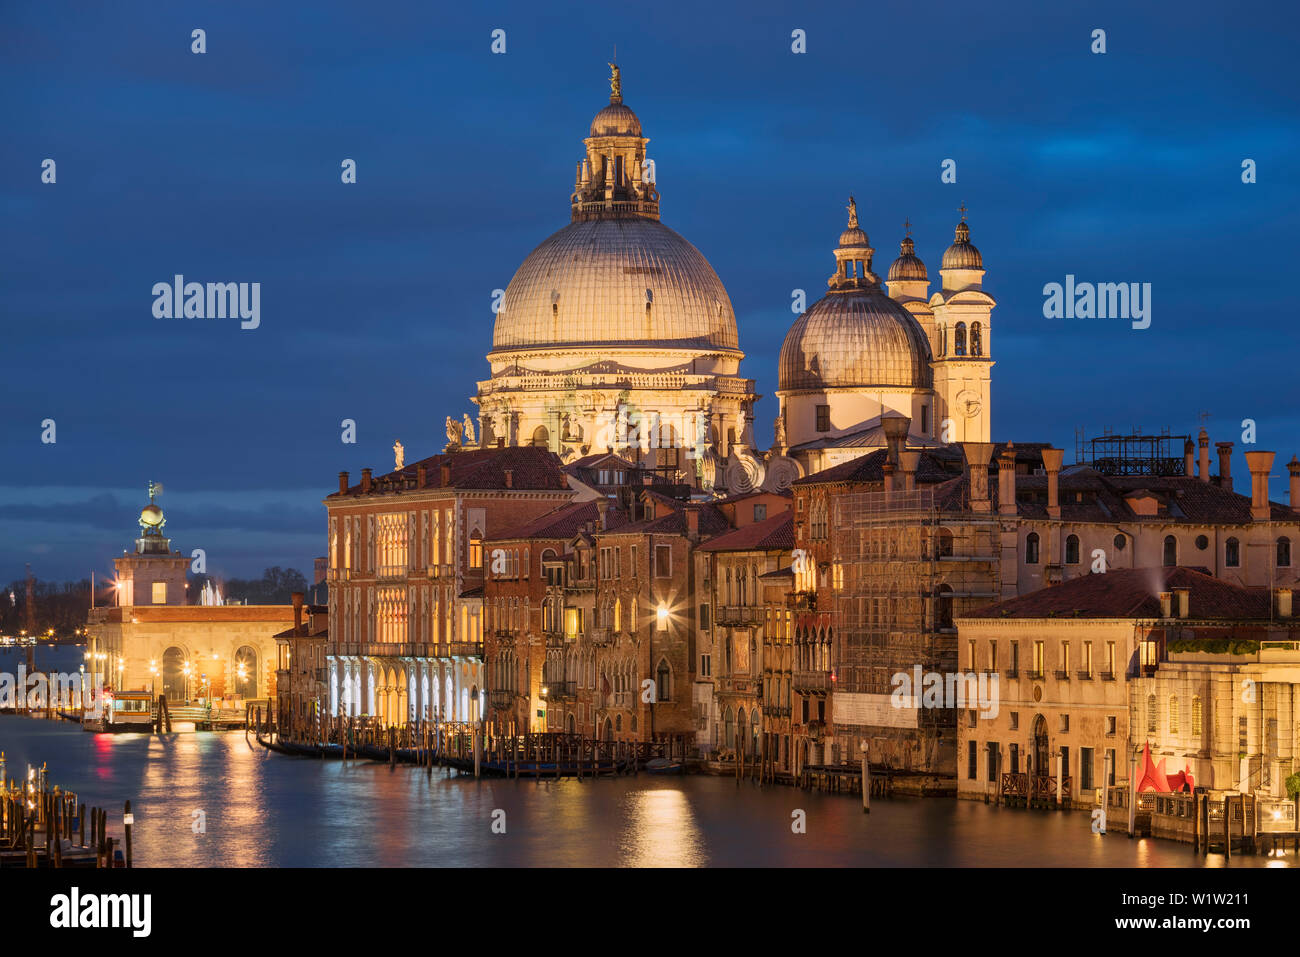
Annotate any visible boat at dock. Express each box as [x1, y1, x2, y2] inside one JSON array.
[[81, 691, 154, 734]]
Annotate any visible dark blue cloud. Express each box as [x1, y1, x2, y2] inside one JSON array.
[[2, 0, 1297, 580]]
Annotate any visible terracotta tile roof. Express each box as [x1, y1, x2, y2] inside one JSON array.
[[697, 512, 794, 552], [329, 446, 570, 498], [791, 447, 960, 487], [961, 566, 1279, 621], [1014, 468, 1296, 524], [489, 499, 629, 542]]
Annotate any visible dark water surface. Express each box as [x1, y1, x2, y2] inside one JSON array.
[[0, 648, 1288, 868]]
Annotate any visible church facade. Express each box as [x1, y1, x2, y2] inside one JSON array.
[[464, 66, 994, 491]]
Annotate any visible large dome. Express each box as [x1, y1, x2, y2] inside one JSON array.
[[779, 288, 933, 391], [491, 217, 740, 354]]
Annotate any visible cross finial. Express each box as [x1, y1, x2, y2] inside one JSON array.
[[903, 217, 912, 237], [958, 202, 968, 222]]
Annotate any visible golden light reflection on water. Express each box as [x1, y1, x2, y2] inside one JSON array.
[[617, 787, 706, 867]]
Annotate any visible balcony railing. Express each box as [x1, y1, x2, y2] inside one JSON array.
[[1005, 668, 1019, 679], [1099, 671, 1116, 681], [1054, 670, 1071, 681], [792, 670, 831, 693], [441, 642, 484, 660], [548, 680, 577, 700], [589, 628, 612, 646], [1076, 669, 1094, 680], [376, 565, 409, 581], [488, 690, 514, 710], [717, 605, 763, 626]]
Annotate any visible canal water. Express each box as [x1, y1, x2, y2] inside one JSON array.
[[0, 648, 1287, 867]]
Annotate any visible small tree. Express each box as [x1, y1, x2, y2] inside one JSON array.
[[1286, 772, 1300, 800]]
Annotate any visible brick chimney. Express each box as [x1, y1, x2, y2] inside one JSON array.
[[1277, 587, 1293, 618], [963, 442, 995, 513], [292, 591, 304, 633], [899, 450, 920, 492], [1159, 591, 1173, 618], [440, 462, 451, 486], [685, 505, 699, 539], [998, 444, 1017, 515], [1197, 429, 1210, 482], [1215, 441, 1233, 489], [360, 468, 372, 493], [503, 468, 513, 489], [416, 463, 427, 487], [882, 462, 897, 494], [596, 498, 609, 530], [1183, 439, 1195, 477], [1245, 450, 1275, 521], [338, 471, 349, 495], [1041, 447, 1064, 519], [882, 414, 910, 468], [1173, 587, 1190, 619], [1288, 456, 1300, 512]]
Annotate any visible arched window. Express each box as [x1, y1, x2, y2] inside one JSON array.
[[1225, 537, 1240, 568], [937, 528, 955, 558], [1025, 532, 1040, 565], [531, 425, 549, 448], [1278, 536, 1292, 568], [234, 646, 257, 698], [469, 530, 483, 569], [1065, 534, 1080, 565], [936, 585, 954, 631], [723, 706, 735, 749], [1191, 696, 1202, 736], [954, 322, 967, 356], [1168, 696, 1179, 735], [1146, 695, 1157, 734], [656, 659, 671, 702], [970, 321, 983, 357], [1162, 535, 1177, 567]]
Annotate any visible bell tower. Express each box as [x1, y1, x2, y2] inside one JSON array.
[[929, 208, 994, 443], [112, 482, 189, 606]]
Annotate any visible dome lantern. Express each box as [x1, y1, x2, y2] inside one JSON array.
[[941, 204, 984, 272], [572, 64, 659, 223], [887, 219, 928, 283], [829, 196, 877, 289]]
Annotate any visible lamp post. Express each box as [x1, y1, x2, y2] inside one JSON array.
[[149, 661, 158, 700]]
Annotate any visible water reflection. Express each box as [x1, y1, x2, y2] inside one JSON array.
[[618, 788, 706, 867], [0, 713, 1289, 869]]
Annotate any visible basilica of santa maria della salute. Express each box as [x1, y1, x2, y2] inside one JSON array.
[[463, 65, 995, 494]]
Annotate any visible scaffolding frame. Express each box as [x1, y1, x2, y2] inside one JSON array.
[[831, 487, 1002, 770]]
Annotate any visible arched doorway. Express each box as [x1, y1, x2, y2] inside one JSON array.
[[602, 717, 613, 742], [566, 713, 576, 734], [1031, 714, 1049, 778], [162, 647, 187, 702], [234, 646, 257, 698]]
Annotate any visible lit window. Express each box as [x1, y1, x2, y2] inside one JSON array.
[[151, 582, 167, 604]]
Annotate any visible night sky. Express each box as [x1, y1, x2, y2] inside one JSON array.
[[3, 0, 1297, 582]]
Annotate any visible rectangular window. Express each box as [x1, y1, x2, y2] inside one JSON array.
[[816, 405, 830, 432], [1082, 641, 1093, 677], [753, 503, 767, 522], [989, 640, 997, 671], [700, 653, 711, 677], [1009, 711, 1019, 731], [655, 544, 672, 578], [1106, 641, 1116, 676], [1009, 743, 1020, 774], [1032, 640, 1044, 677], [1106, 715, 1117, 736], [1060, 713, 1070, 733], [986, 742, 998, 782], [1061, 640, 1070, 674], [1080, 747, 1094, 791], [967, 740, 977, 780], [1010, 641, 1019, 674], [699, 603, 710, 630], [151, 581, 167, 604], [1106, 749, 1116, 786], [968, 639, 976, 669]]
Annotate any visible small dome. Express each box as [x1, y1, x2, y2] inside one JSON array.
[[589, 102, 642, 137], [140, 504, 164, 527], [838, 225, 870, 249], [942, 220, 983, 270], [779, 287, 933, 392], [888, 236, 928, 282]]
